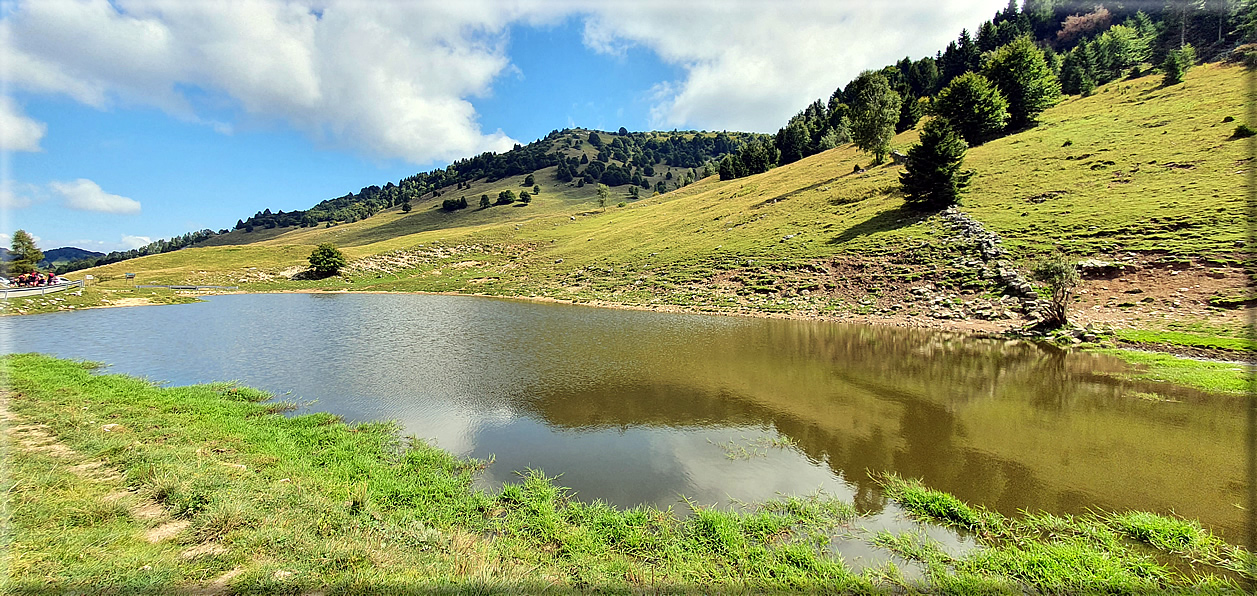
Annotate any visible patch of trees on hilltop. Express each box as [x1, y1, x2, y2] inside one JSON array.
[[233, 128, 766, 233], [55, 229, 225, 274], [720, 0, 1254, 180]]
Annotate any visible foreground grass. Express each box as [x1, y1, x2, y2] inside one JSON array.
[[3, 354, 1251, 593], [875, 473, 1254, 593]]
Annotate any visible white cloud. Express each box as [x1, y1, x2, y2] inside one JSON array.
[[579, 1, 1008, 132], [0, 95, 46, 151], [120, 234, 152, 249], [50, 178, 142, 214], [0, 187, 33, 209], [0, 0, 533, 163], [2, 0, 1008, 161]]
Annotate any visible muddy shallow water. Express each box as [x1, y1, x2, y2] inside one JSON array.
[[2, 292, 1246, 544]]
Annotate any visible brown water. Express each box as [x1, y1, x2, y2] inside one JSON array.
[[2, 292, 1247, 544]]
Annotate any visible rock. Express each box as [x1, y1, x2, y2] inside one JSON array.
[[101, 423, 126, 433], [1207, 270, 1226, 279]]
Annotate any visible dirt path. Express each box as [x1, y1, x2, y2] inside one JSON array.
[[0, 390, 241, 594]]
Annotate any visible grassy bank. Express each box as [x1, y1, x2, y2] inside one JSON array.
[[1091, 348, 1252, 394], [3, 354, 1251, 593]]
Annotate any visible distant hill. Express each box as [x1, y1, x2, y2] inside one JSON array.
[[41, 247, 104, 267], [217, 128, 769, 236], [0, 246, 104, 268]]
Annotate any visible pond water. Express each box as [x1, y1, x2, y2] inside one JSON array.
[[1, 293, 1247, 546]]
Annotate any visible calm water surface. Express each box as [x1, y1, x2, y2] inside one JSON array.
[[2, 293, 1246, 544]]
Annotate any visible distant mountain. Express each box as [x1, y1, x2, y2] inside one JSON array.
[[40, 247, 104, 268]]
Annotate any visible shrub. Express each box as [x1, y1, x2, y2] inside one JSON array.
[[1030, 255, 1080, 328], [1233, 124, 1256, 139], [308, 243, 347, 276]]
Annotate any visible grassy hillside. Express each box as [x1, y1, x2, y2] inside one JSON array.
[[62, 64, 1248, 339]]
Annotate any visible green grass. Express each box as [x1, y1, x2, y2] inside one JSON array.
[[873, 472, 1253, 593], [0, 287, 201, 316], [1115, 329, 1255, 353], [1093, 349, 1252, 394], [5, 354, 1252, 593]]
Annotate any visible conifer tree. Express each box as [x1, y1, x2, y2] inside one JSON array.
[[899, 119, 974, 209], [9, 230, 42, 275]]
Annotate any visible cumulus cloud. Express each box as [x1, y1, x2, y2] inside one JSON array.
[[0, 187, 34, 209], [579, 1, 1007, 132], [1, 0, 532, 163], [0, 95, 46, 151], [50, 179, 142, 214], [120, 234, 152, 249], [2, 0, 1007, 160]]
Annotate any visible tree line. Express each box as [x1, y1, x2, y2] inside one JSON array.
[[719, 0, 1250, 183], [233, 128, 765, 233], [50, 229, 225, 275]]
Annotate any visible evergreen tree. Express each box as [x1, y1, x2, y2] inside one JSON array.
[[1058, 48, 1095, 95], [933, 72, 1010, 145], [9, 230, 42, 275], [1162, 44, 1196, 85], [719, 154, 738, 180], [899, 118, 974, 209], [896, 95, 923, 132], [776, 119, 811, 164], [984, 35, 1061, 129], [480, 195, 491, 209], [848, 71, 902, 164]]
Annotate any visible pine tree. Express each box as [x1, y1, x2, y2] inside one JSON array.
[[899, 119, 974, 209], [9, 230, 42, 275]]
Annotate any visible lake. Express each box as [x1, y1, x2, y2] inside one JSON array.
[[1, 292, 1246, 545]]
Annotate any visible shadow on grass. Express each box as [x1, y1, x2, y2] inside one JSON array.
[[827, 205, 931, 246]]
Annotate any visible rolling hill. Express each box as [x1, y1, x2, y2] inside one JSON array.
[[64, 63, 1248, 345]]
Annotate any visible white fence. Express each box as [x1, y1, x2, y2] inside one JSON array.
[[0, 280, 85, 299]]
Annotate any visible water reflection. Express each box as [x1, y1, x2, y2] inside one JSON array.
[[1, 293, 1245, 542]]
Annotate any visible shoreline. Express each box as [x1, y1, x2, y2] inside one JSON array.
[[16, 285, 1254, 362]]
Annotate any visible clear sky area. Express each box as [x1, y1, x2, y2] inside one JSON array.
[[2, 0, 1007, 252]]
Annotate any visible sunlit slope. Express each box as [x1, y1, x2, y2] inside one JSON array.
[[77, 64, 1246, 287], [961, 62, 1246, 257]]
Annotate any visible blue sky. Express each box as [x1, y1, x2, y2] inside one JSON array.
[[1, 1, 1005, 253]]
